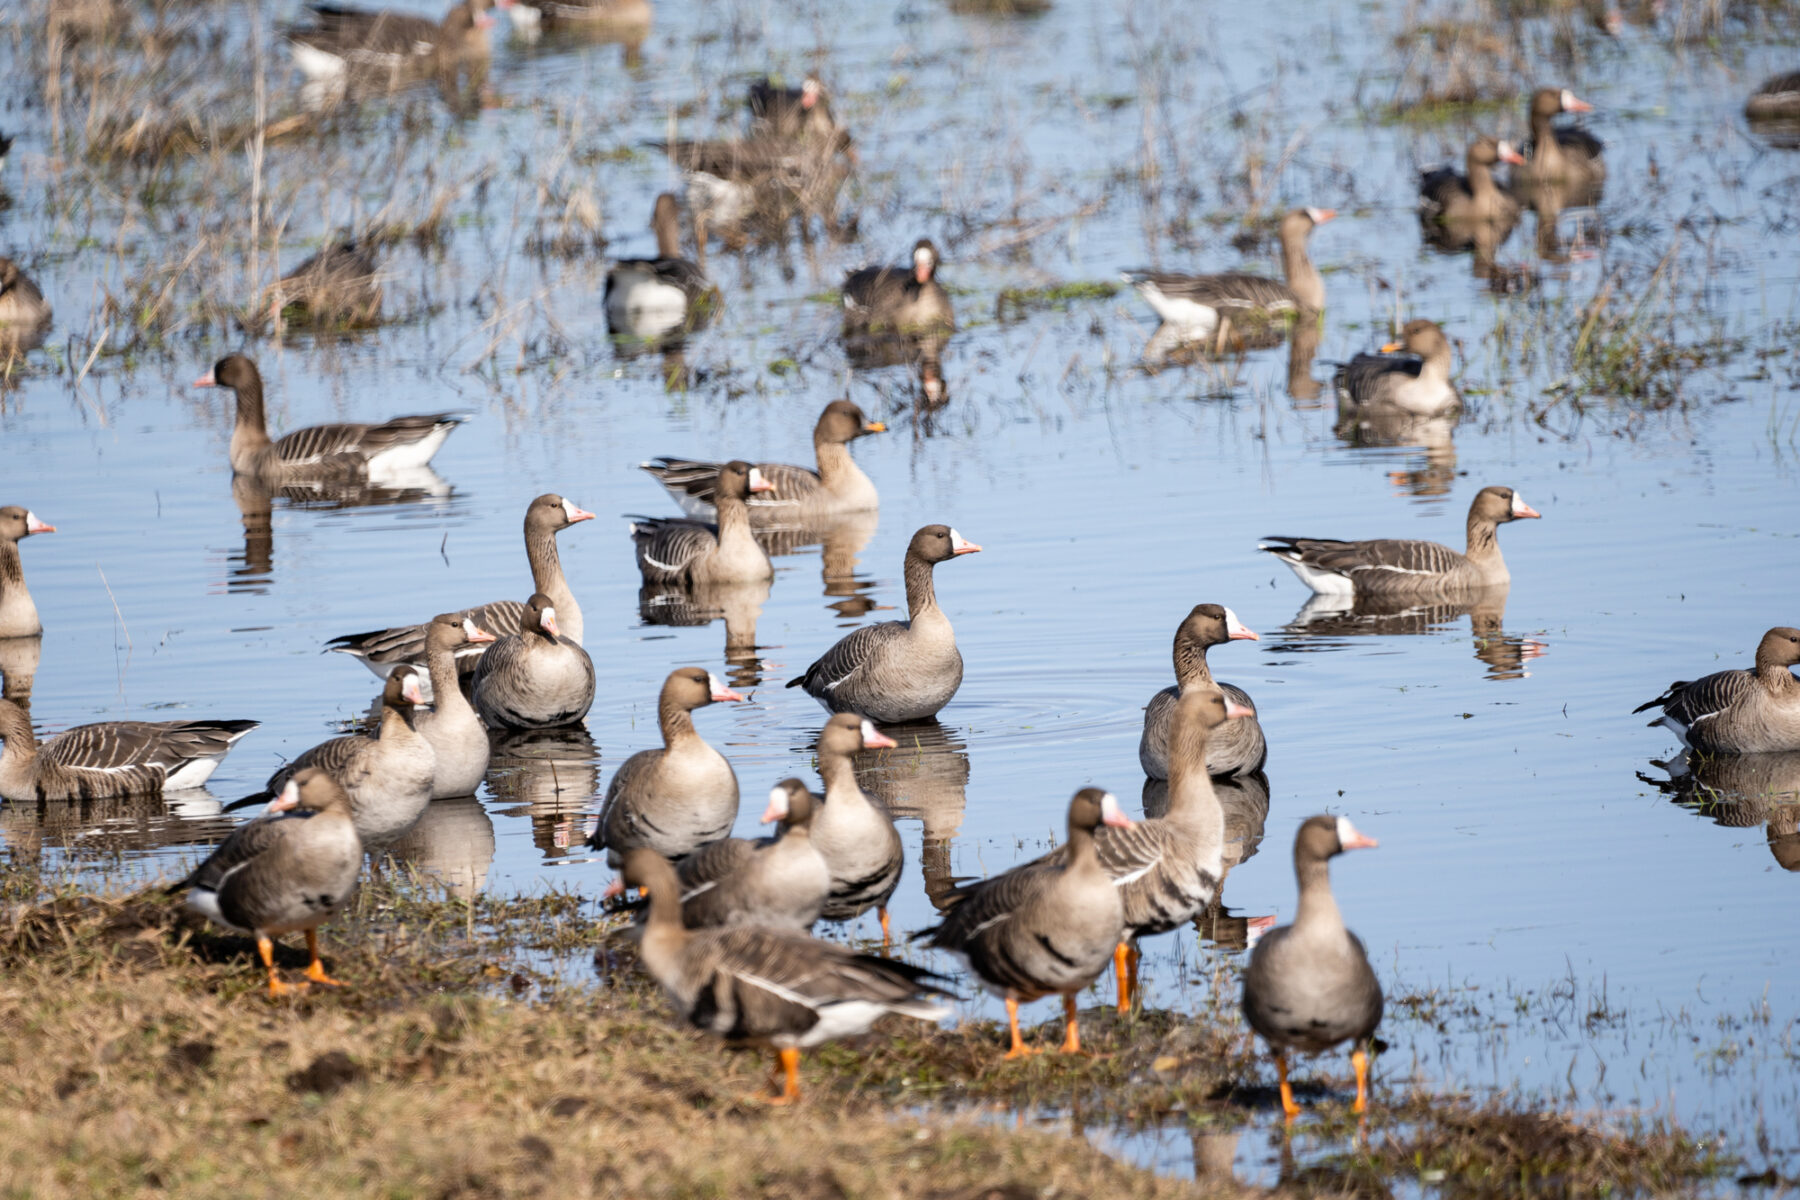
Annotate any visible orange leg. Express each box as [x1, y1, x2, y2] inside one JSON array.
[[259, 935, 308, 999], [762, 1048, 801, 1105], [1002, 997, 1038, 1059], [1113, 942, 1132, 1013], [303, 929, 346, 987], [1352, 1048, 1370, 1114], [878, 906, 891, 947], [1276, 1049, 1300, 1120], [1059, 992, 1083, 1054]]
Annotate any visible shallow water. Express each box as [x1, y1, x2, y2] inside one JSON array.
[[3, 0, 1800, 1185]]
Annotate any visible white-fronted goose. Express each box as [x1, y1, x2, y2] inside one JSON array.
[[0, 699, 257, 802], [1512, 87, 1604, 193], [287, 0, 498, 82], [415, 613, 496, 797], [176, 768, 362, 998], [787, 525, 980, 723], [1748, 72, 1800, 120], [469, 593, 595, 730], [605, 194, 719, 343], [264, 669, 435, 846], [842, 240, 955, 335], [1634, 627, 1800, 754], [1335, 319, 1460, 417], [920, 787, 1133, 1058], [609, 846, 953, 1104], [669, 135, 854, 237], [0, 257, 52, 330], [1261, 485, 1540, 598], [807, 713, 903, 937], [630, 462, 775, 586], [1140, 604, 1265, 780], [592, 668, 742, 864], [0, 506, 54, 639], [268, 240, 382, 327], [326, 492, 594, 678], [506, 0, 648, 30], [748, 77, 840, 144], [1122, 208, 1334, 349], [641, 399, 885, 525], [1243, 814, 1383, 1118], [195, 354, 465, 485], [1419, 136, 1524, 227]]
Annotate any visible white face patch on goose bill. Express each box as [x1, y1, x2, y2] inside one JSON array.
[[462, 617, 482, 640], [1511, 492, 1532, 517], [762, 786, 790, 823], [1335, 815, 1378, 850], [913, 245, 934, 270], [1223, 607, 1258, 641]]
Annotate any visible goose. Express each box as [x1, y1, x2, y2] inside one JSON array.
[[1747, 72, 1800, 120], [640, 399, 885, 525], [0, 257, 52, 331], [1261, 485, 1540, 599], [607, 846, 954, 1104], [592, 667, 742, 864], [1140, 604, 1265, 780], [0, 506, 54, 639], [260, 669, 435, 847], [0, 699, 258, 802], [1334, 319, 1460, 418], [806, 713, 903, 938], [175, 768, 362, 998], [918, 787, 1133, 1058], [1419, 136, 1525, 227], [666, 135, 854, 239], [267, 240, 382, 327], [195, 354, 465, 485], [605, 193, 719, 344], [842, 239, 954, 335], [748, 77, 841, 144], [1511, 87, 1604, 194], [469, 593, 595, 730], [0, 131, 10, 179], [325, 492, 594, 679], [505, 0, 648, 32], [1122, 208, 1334, 350], [1243, 814, 1384, 1118], [787, 524, 980, 723], [286, 0, 500, 82], [1634, 627, 1800, 754], [414, 613, 496, 797], [629, 462, 775, 586], [610, 778, 830, 931]]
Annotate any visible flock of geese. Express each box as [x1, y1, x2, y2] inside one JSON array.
[[1, 1, 1798, 1122]]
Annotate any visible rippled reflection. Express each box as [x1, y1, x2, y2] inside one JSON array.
[[227, 471, 456, 595], [0, 788, 232, 864], [753, 510, 880, 619], [485, 725, 599, 861], [1643, 751, 1800, 874], [851, 718, 970, 908], [1334, 408, 1459, 500], [637, 578, 771, 687], [1273, 586, 1546, 680], [390, 794, 496, 898]]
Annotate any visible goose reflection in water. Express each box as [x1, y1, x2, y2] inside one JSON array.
[[753, 509, 880, 620], [226, 471, 455, 595], [1273, 585, 1546, 681], [1334, 408, 1459, 500], [850, 717, 970, 910], [0, 786, 234, 865], [845, 331, 950, 412], [1642, 751, 1800, 874], [389, 793, 495, 898], [484, 725, 598, 860], [637, 577, 772, 688], [1143, 770, 1274, 954]]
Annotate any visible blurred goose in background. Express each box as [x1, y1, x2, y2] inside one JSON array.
[[609, 847, 953, 1104], [195, 354, 465, 486], [470, 593, 595, 730], [748, 77, 844, 145], [1261, 485, 1540, 598], [842, 239, 954, 335], [1140, 604, 1265, 780], [267, 240, 382, 328], [788, 525, 980, 723], [919, 788, 1132, 1058], [808, 714, 903, 939], [0, 506, 54, 639], [605, 194, 718, 344], [1335, 319, 1460, 417], [629, 462, 775, 586], [1243, 814, 1383, 1118], [592, 668, 742, 864], [414, 613, 496, 797], [1418, 136, 1524, 229], [326, 493, 593, 679], [175, 768, 362, 998], [1634, 627, 1800, 754], [1123, 208, 1333, 352], [0, 257, 53, 344], [1747, 72, 1800, 120], [641, 399, 885, 525], [286, 0, 501, 82], [505, 0, 648, 32], [0, 131, 11, 178], [0, 700, 257, 802], [664, 133, 853, 244], [1511, 87, 1604, 196]]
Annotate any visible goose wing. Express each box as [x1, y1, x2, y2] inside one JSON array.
[[1634, 668, 1755, 730], [1260, 535, 1465, 579], [1335, 351, 1422, 407], [629, 516, 719, 583], [786, 620, 905, 696]]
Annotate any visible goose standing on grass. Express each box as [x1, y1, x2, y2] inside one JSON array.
[[268, 241, 382, 327], [326, 493, 594, 679], [1261, 485, 1540, 599], [592, 668, 743, 864], [605, 193, 719, 343], [1747, 72, 1800, 120], [1334, 319, 1460, 418], [0, 699, 258, 802], [842, 239, 955, 335], [175, 768, 362, 998], [195, 354, 465, 485], [0, 506, 54, 639], [641, 399, 886, 525], [630, 461, 775, 586], [414, 613, 496, 797], [748, 77, 841, 143], [1511, 87, 1605, 194], [1634, 627, 1800, 754], [1122, 208, 1334, 351], [1140, 604, 1264, 780], [787, 524, 980, 723], [470, 593, 595, 730], [919, 787, 1133, 1058], [1419, 136, 1525, 228], [286, 0, 501, 82], [807, 713, 903, 939], [607, 847, 954, 1104], [1243, 814, 1384, 1119]]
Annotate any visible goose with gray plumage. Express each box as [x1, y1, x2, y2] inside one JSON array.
[[591, 667, 742, 864], [1418, 136, 1524, 228], [1334, 319, 1460, 418], [842, 240, 955, 335], [629, 462, 774, 587], [807, 713, 903, 939], [286, 0, 498, 82], [268, 240, 382, 327], [470, 593, 595, 730], [1243, 814, 1384, 1118], [1748, 72, 1800, 120], [605, 193, 718, 344], [0, 699, 258, 802], [1511, 87, 1605, 194], [414, 612, 496, 796], [175, 768, 362, 999], [0, 257, 52, 332], [748, 77, 842, 144], [787, 524, 981, 723], [0, 506, 54, 639], [1140, 603, 1265, 780], [1634, 627, 1800, 754]]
